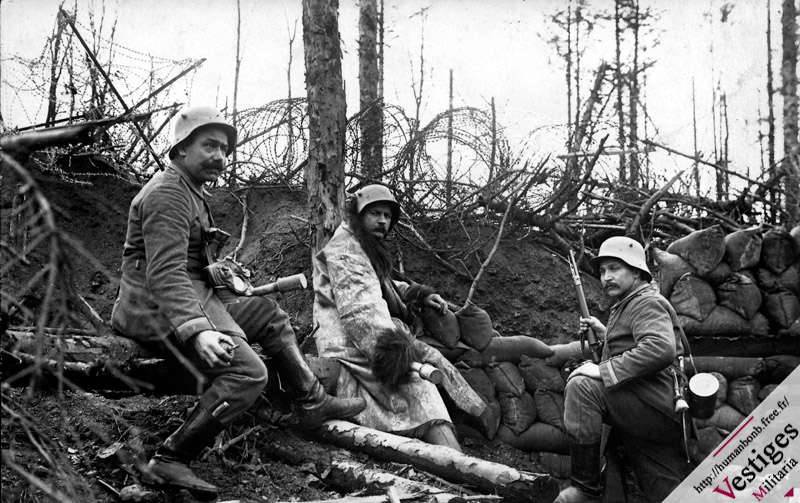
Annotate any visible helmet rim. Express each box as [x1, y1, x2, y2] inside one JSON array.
[[355, 185, 400, 228], [589, 236, 652, 282], [168, 106, 236, 160]]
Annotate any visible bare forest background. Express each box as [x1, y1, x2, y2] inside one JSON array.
[[0, 0, 798, 501]]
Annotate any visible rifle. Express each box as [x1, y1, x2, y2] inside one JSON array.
[[568, 249, 603, 364]]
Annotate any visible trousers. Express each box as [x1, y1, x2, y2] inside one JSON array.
[[155, 296, 296, 425], [563, 375, 694, 503]]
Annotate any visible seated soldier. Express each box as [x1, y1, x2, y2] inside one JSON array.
[[312, 184, 486, 451], [111, 106, 365, 498]]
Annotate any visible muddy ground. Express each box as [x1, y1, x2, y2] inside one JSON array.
[[1, 162, 633, 503]]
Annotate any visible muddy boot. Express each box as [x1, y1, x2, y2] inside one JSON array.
[[272, 345, 366, 428], [421, 423, 462, 452], [553, 441, 603, 503], [145, 405, 224, 500]]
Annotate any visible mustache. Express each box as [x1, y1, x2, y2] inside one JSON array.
[[203, 160, 224, 170]]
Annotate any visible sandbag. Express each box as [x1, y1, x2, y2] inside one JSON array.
[[469, 397, 502, 440], [715, 273, 762, 320], [694, 403, 746, 432], [755, 355, 800, 384], [416, 336, 469, 362], [678, 305, 769, 337], [653, 247, 697, 298], [670, 273, 717, 321], [708, 371, 728, 408], [498, 391, 537, 435], [726, 376, 762, 416], [544, 341, 587, 368], [758, 383, 779, 401], [691, 427, 725, 465], [460, 367, 496, 401], [691, 356, 761, 379], [421, 306, 461, 348], [457, 335, 554, 366], [762, 288, 800, 329], [760, 227, 798, 275], [496, 422, 569, 454], [704, 260, 734, 287], [455, 302, 494, 351], [666, 225, 726, 276], [724, 226, 763, 271], [518, 355, 566, 393], [485, 361, 526, 397], [533, 389, 565, 432], [791, 225, 800, 252], [756, 264, 800, 296], [778, 317, 800, 336]]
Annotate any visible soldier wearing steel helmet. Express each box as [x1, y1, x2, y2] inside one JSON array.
[[312, 184, 487, 452], [553, 236, 694, 503], [111, 106, 365, 498]]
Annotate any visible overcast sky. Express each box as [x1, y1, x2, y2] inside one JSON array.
[[0, 0, 784, 193]]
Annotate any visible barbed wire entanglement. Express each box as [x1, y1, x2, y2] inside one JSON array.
[[1, 8, 203, 180], [231, 99, 310, 185]]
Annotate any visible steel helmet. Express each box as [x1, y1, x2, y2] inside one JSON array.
[[168, 106, 237, 160], [355, 184, 400, 228], [590, 236, 652, 282]]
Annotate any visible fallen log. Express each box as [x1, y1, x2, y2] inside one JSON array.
[[310, 420, 560, 503], [257, 426, 481, 503], [1, 329, 204, 394]]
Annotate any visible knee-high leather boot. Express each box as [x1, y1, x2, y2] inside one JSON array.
[[272, 344, 366, 428], [145, 405, 224, 499], [421, 423, 462, 452], [553, 441, 603, 503]]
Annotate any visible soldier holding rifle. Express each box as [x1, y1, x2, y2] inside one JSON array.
[[111, 106, 365, 498], [554, 237, 694, 503], [313, 184, 486, 452]]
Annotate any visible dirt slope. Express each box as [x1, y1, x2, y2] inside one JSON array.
[[1, 165, 615, 503]]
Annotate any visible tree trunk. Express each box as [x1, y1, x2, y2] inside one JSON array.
[[311, 420, 560, 503], [303, 0, 347, 254], [766, 0, 779, 222], [230, 0, 242, 183], [359, 0, 383, 180], [615, 0, 626, 184], [628, 0, 641, 187], [781, 0, 799, 226]]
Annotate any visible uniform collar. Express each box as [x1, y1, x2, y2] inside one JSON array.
[[168, 161, 212, 199], [610, 282, 651, 312]]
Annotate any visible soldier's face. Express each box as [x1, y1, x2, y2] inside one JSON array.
[[360, 203, 393, 240], [179, 127, 229, 184], [598, 258, 640, 300]]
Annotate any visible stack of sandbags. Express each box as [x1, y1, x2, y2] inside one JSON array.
[[419, 302, 556, 366], [688, 355, 800, 463], [654, 225, 800, 337], [454, 351, 570, 455], [419, 302, 502, 361]]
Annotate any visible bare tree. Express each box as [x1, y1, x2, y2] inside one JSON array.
[[230, 0, 243, 183], [359, 0, 383, 179], [766, 0, 779, 221], [781, 0, 799, 225], [46, 13, 69, 126], [303, 0, 347, 254]]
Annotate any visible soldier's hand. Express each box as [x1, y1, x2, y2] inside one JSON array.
[[423, 293, 448, 314], [579, 316, 606, 336], [191, 330, 235, 368]]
